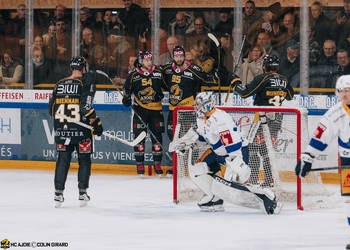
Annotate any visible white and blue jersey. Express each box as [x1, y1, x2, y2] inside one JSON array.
[[306, 101, 350, 166]]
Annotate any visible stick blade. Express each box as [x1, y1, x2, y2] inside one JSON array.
[[208, 33, 220, 47], [130, 131, 147, 146]]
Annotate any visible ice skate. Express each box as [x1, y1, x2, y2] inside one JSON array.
[[137, 164, 145, 176], [153, 163, 163, 176], [79, 190, 90, 207], [198, 195, 224, 212], [54, 191, 64, 208]]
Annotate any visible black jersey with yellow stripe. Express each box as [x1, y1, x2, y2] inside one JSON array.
[[123, 65, 167, 111], [233, 72, 294, 106], [163, 62, 216, 110]]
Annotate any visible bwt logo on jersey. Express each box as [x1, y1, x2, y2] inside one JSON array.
[[153, 72, 162, 77], [57, 84, 79, 95]]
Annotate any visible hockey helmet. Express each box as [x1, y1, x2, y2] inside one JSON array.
[[262, 54, 280, 71], [137, 50, 152, 65], [173, 46, 186, 57], [195, 92, 216, 118], [336, 75, 350, 93], [70, 56, 86, 71]]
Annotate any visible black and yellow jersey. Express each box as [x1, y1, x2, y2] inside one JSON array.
[[123, 65, 167, 111]]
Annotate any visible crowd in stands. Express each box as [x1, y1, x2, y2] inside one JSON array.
[[1, 0, 350, 90]]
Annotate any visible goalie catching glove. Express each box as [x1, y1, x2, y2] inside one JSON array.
[[168, 126, 199, 153], [295, 152, 314, 177], [91, 117, 103, 136]]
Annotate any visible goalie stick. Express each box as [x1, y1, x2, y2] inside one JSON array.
[[67, 118, 147, 147], [96, 70, 173, 160], [309, 165, 350, 172]]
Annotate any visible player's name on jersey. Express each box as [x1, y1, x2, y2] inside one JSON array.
[[55, 98, 79, 104]]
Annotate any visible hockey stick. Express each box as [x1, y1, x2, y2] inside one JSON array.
[[207, 33, 222, 105], [96, 70, 173, 160], [67, 118, 146, 147], [225, 35, 246, 104], [309, 165, 350, 172]]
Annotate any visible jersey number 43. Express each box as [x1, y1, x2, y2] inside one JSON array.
[[55, 104, 80, 123]]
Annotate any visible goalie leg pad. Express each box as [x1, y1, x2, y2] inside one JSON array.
[[188, 162, 214, 198], [224, 155, 251, 184]]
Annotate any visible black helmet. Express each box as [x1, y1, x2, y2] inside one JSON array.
[[70, 56, 86, 71], [172, 46, 186, 57], [137, 50, 152, 64], [262, 54, 280, 71]]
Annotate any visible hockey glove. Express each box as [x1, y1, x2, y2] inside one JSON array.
[[295, 152, 315, 177], [122, 96, 132, 107], [91, 117, 103, 136], [230, 73, 241, 89]]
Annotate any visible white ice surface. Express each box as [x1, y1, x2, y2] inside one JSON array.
[[0, 170, 349, 250]]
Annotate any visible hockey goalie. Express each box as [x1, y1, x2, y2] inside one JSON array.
[[169, 92, 282, 214]]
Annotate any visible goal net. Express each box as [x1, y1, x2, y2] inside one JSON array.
[[172, 106, 338, 210]]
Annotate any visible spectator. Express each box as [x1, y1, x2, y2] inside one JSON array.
[[49, 4, 70, 26], [0, 49, 23, 85], [338, 31, 350, 54], [219, 32, 234, 72], [159, 36, 179, 65], [246, 2, 282, 46], [118, 0, 147, 38], [5, 4, 26, 58], [55, 18, 71, 63], [185, 15, 210, 51], [241, 44, 264, 85], [112, 55, 137, 87], [310, 1, 332, 45], [33, 47, 54, 85], [42, 21, 57, 61], [214, 8, 233, 36], [81, 27, 101, 66], [328, 49, 350, 87], [279, 39, 300, 87], [317, 39, 337, 66], [272, 12, 300, 52], [80, 7, 96, 31], [331, 3, 350, 46], [243, 0, 263, 41], [256, 30, 279, 57], [168, 11, 193, 39], [34, 35, 44, 50]]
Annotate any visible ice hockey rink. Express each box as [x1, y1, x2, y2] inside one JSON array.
[[0, 170, 349, 250]]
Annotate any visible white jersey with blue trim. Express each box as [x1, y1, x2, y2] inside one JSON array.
[[306, 101, 350, 164], [196, 108, 243, 157]]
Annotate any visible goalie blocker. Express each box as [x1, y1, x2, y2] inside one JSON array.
[[169, 92, 281, 214]]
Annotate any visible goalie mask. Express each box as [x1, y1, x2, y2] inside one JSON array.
[[336, 75, 350, 95], [195, 92, 216, 118]]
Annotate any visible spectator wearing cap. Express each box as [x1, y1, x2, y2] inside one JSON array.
[[310, 1, 332, 46], [118, 0, 148, 38], [246, 2, 282, 45], [279, 39, 300, 86], [219, 32, 234, 72], [214, 8, 233, 36], [241, 44, 264, 85], [317, 39, 337, 66]]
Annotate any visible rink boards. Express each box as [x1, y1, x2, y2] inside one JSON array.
[[0, 89, 341, 180]]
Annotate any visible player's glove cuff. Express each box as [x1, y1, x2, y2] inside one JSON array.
[[91, 117, 103, 136]]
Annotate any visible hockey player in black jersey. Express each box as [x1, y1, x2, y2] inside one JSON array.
[[162, 45, 217, 174], [122, 51, 167, 176], [230, 54, 294, 187], [49, 56, 103, 207]]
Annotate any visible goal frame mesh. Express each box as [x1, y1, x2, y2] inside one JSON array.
[[172, 106, 305, 210]]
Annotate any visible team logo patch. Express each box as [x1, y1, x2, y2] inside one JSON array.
[[79, 140, 91, 153], [313, 123, 327, 139], [153, 145, 161, 151], [219, 130, 233, 146], [56, 144, 66, 151], [138, 145, 144, 152]]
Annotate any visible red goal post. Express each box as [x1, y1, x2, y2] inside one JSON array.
[[172, 106, 310, 210]]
